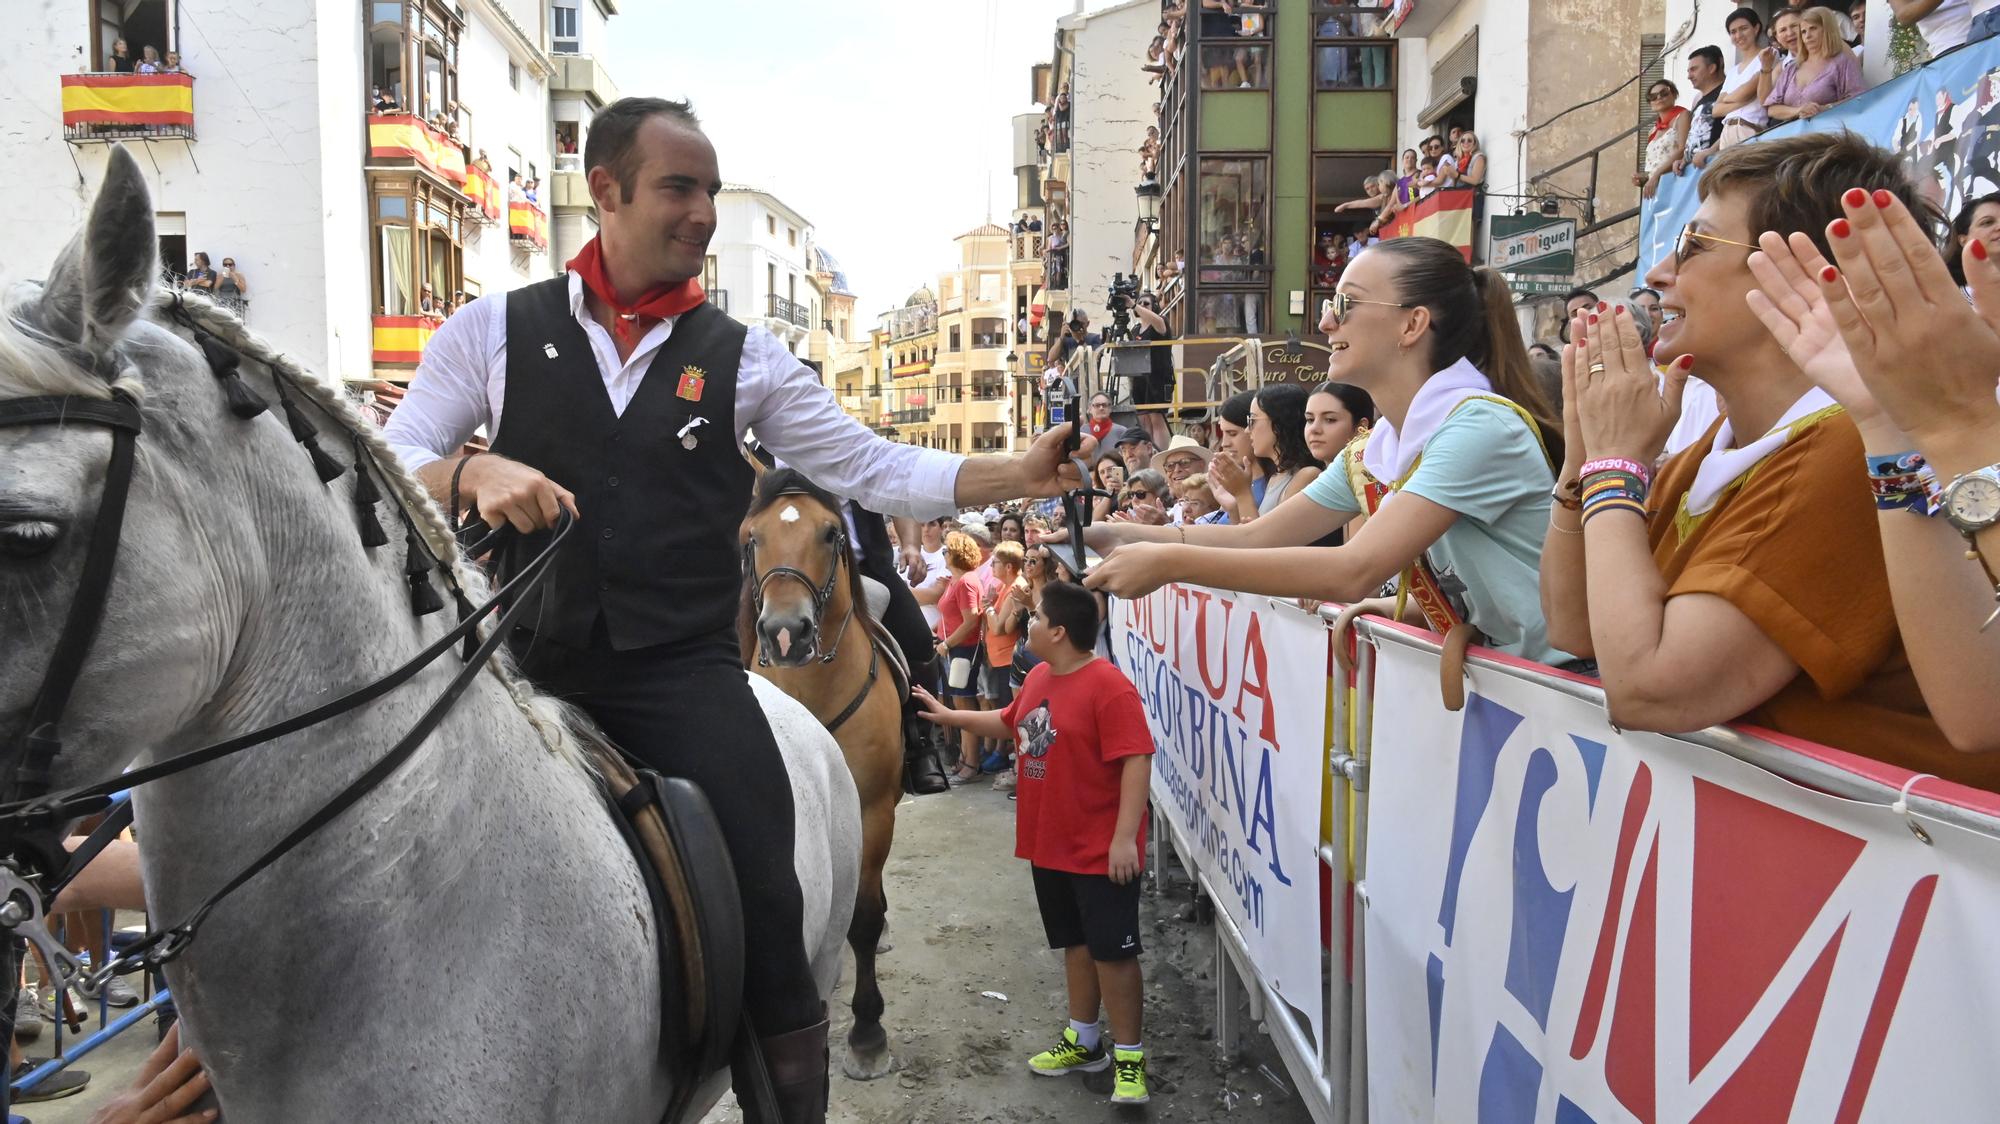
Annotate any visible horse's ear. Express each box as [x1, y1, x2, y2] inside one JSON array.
[[41, 146, 157, 360], [740, 439, 770, 479]]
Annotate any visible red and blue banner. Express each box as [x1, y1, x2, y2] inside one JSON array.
[[1363, 638, 2000, 1121]]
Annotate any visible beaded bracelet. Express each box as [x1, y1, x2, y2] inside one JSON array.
[[1580, 456, 1653, 487]]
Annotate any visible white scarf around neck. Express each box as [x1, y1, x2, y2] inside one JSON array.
[[1683, 386, 1836, 516], [1362, 357, 1492, 486]]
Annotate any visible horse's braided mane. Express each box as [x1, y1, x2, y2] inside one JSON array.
[[158, 292, 600, 769]]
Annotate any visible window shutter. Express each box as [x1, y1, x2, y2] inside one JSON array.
[[1419, 29, 1479, 128], [1637, 33, 1667, 167]]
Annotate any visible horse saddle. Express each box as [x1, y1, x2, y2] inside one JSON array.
[[584, 742, 746, 1118]]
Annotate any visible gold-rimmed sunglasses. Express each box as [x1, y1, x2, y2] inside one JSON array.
[[1322, 291, 1413, 325], [1673, 222, 1759, 267]]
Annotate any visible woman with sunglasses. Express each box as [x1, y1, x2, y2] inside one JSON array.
[[1637, 80, 1689, 200], [1541, 132, 1985, 788], [1083, 237, 1570, 666]]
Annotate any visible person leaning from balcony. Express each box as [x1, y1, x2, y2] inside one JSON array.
[[1673, 46, 1727, 177], [1888, 0, 1973, 56], [506, 170, 525, 202], [1753, 7, 1804, 111], [1081, 238, 1571, 667], [161, 50, 183, 74], [1742, 168, 2000, 755], [1454, 131, 1488, 190], [1638, 81, 1692, 201], [1765, 8, 1867, 123], [1540, 131, 1997, 789], [106, 36, 132, 72], [1705, 8, 1771, 157], [216, 257, 247, 307], [1848, 0, 1867, 46], [135, 45, 161, 74]]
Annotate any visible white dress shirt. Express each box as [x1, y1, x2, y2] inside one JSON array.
[[382, 273, 963, 520]]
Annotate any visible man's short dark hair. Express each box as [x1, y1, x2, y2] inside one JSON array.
[[1690, 45, 1724, 72], [584, 97, 703, 204], [1564, 288, 1599, 305], [1039, 581, 1100, 652]]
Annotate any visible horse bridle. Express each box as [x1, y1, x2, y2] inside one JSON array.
[[744, 489, 858, 668], [0, 384, 575, 1007]]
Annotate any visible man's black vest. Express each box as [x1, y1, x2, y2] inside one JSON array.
[[492, 278, 753, 650]]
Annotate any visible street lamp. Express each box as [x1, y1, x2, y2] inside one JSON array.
[[1135, 181, 1161, 226]]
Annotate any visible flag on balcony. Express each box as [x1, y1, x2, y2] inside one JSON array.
[[508, 201, 548, 249], [61, 73, 194, 126], [464, 163, 502, 220], [367, 113, 468, 188], [1385, 187, 1476, 262], [372, 315, 437, 365]]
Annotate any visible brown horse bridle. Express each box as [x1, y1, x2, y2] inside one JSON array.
[[742, 488, 882, 733]]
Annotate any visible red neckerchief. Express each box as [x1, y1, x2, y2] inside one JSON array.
[[1087, 417, 1114, 442], [565, 236, 706, 346]]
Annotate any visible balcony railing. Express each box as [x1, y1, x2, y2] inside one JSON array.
[[767, 294, 811, 328], [62, 72, 195, 142], [368, 112, 468, 185], [711, 289, 730, 314]]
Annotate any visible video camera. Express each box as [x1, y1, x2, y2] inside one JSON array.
[[1105, 272, 1143, 342]]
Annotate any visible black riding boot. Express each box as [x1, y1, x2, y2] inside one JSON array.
[[903, 656, 949, 795], [761, 1017, 830, 1124]]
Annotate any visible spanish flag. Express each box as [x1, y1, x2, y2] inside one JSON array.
[[464, 163, 502, 220], [508, 201, 547, 248], [61, 73, 194, 126], [1385, 187, 1476, 262], [372, 315, 436, 365], [367, 113, 467, 187]]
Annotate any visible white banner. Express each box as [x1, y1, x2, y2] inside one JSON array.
[[1111, 586, 1327, 1048], [1363, 638, 2000, 1123]]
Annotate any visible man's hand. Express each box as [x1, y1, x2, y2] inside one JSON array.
[[459, 454, 577, 533], [1108, 836, 1142, 885], [1016, 425, 1098, 499], [90, 1024, 214, 1124], [901, 546, 928, 586]]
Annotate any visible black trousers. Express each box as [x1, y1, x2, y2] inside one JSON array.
[[509, 625, 823, 1035], [858, 554, 938, 692]]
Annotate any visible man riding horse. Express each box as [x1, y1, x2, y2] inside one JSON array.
[[383, 97, 1088, 1122]]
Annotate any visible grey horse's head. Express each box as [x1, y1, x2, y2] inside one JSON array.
[[0, 147, 290, 791]]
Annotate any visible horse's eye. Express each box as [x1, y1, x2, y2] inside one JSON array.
[[823, 525, 840, 543], [0, 520, 62, 560]]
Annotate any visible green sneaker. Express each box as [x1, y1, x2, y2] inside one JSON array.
[[1111, 1047, 1149, 1104], [1027, 1026, 1109, 1076]]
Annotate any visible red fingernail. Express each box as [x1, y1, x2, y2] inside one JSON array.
[[1597, 301, 1609, 312], [1843, 187, 1867, 208], [1831, 218, 1852, 238], [1820, 264, 1839, 283], [1974, 239, 1990, 262], [1575, 334, 1585, 345], [1873, 189, 1894, 209], [1677, 355, 1694, 370]]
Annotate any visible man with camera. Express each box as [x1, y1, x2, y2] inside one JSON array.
[[1127, 292, 1174, 449]]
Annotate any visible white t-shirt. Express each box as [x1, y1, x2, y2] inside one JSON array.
[[1720, 51, 1768, 128], [1665, 376, 1722, 458], [1918, 0, 1973, 55], [912, 546, 949, 629]]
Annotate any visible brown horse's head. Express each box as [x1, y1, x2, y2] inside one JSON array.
[[740, 467, 863, 668]]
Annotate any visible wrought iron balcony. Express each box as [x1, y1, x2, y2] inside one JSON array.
[[767, 294, 811, 328]]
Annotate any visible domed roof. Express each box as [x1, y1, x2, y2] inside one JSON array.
[[811, 245, 856, 297], [904, 284, 936, 307]]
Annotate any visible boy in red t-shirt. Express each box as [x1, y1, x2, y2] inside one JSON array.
[[915, 581, 1156, 1105]]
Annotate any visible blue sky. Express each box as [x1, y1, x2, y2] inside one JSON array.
[[608, 0, 1083, 323]]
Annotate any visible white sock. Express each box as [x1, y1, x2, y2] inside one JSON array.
[[1069, 1019, 1100, 1049], [1114, 1041, 1143, 1054]]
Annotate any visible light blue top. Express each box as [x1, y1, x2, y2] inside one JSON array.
[[1302, 399, 1571, 665]]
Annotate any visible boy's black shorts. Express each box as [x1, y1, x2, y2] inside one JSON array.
[[1032, 865, 1143, 961]]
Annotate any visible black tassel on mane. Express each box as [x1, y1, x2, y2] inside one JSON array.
[[270, 375, 345, 485], [350, 436, 390, 549], [194, 332, 268, 419], [403, 525, 445, 616]]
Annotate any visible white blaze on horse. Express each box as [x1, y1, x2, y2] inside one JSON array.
[[0, 147, 860, 1122]]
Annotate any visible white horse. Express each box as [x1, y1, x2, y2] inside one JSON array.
[[0, 147, 859, 1122]]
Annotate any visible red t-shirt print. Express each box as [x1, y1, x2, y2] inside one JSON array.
[[1001, 658, 1155, 875]]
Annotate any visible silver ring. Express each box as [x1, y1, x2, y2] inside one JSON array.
[[1587, 363, 1608, 375]]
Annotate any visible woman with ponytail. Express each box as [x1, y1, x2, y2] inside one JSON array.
[[1081, 237, 1574, 665]]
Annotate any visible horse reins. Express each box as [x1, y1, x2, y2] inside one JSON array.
[[0, 384, 575, 1001], [743, 491, 878, 733]]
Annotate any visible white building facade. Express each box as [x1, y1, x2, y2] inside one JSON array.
[[708, 186, 821, 355], [1050, 0, 1159, 324], [6, 0, 618, 387]]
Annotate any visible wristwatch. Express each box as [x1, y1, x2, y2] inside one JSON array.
[[1941, 465, 2000, 627]]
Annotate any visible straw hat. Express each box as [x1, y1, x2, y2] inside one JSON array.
[[1149, 434, 1213, 472]]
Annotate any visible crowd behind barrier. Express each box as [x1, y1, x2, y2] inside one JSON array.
[[1108, 583, 2000, 1124]]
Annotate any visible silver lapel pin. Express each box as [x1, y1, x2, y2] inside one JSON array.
[[543, 343, 559, 359], [676, 415, 710, 451]]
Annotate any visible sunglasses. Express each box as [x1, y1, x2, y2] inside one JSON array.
[[1672, 222, 1759, 268], [1322, 291, 1413, 325]]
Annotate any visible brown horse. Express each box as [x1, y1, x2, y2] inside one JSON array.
[[738, 467, 906, 1081]]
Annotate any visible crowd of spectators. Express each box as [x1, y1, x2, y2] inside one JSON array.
[[1311, 126, 1487, 288], [1054, 128, 2000, 795], [100, 37, 184, 74]]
